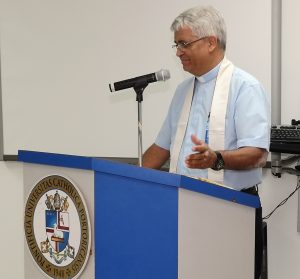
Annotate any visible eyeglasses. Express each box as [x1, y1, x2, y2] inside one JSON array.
[[172, 37, 208, 51]]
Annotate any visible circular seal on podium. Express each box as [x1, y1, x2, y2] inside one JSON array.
[[24, 175, 91, 279]]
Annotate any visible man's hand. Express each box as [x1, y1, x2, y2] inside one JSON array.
[[185, 135, 269, 170], [185, 134, 217, 169]]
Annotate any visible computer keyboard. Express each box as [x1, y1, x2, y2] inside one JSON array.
[[271, 125, 300, 143], [270, 125, 300, 154]]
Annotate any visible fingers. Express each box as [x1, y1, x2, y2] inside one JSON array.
[[185, 150, 211, 168], [186, 150, 209, 161], [190, 134, 206, 152], [191, 134, 202, 145], [186, 134, 214, 169]]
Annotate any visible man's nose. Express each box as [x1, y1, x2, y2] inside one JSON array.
[[176, 48, 184, 57]]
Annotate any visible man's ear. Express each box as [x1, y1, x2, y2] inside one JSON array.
[[207, 36, 218, 52]]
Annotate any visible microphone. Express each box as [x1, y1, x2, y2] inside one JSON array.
[[109, 69, 170, 92]]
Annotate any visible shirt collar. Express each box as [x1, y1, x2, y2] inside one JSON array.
[[196, 62, 222, 84]]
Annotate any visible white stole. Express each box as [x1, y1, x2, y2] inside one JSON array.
[[169, 58, 234, 184]]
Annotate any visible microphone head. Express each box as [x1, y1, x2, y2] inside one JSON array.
[[155, 69, 170, 81], [109, 83, 115, 92]]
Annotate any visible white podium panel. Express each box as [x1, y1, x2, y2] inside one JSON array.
[[179, 187, 255, 279]]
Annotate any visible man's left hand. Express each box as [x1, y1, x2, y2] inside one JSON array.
[[185, 134, 217, 169]]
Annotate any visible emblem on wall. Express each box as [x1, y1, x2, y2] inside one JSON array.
[[24, 175, 91, 279]]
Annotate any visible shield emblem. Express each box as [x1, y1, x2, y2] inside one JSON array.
[[45, 210, 70, 253]]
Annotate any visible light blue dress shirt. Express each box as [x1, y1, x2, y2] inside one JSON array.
[[155, 63, 270, 190]]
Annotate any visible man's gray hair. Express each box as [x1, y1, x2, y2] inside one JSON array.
[[171, 6, 227, 50]]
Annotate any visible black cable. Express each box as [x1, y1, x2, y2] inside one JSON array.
[[263, 183, 300, 220]]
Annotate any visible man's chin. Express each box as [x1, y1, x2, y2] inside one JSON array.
[[182, 65, 194, 75], [182, 64, 190, 71]]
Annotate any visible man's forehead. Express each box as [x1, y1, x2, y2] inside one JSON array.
[[174, 26, 197, 39]]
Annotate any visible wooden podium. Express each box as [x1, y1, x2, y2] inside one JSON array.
[[19, 150, 259, 279]]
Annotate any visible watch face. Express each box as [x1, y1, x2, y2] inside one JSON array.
[[216, 159, 224, 170], [213, 152, 224, 170]]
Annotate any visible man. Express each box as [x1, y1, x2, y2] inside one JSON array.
[[142, 6, 270, 279], [143, 6, 270, 190]]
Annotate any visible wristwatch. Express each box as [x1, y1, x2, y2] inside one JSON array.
[[211, 151, 225, 171]]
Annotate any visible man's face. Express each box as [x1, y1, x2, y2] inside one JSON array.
[[174, 26, 211, 76]]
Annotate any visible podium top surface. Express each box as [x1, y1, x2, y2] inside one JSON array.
[[18, 150, 260, 208]]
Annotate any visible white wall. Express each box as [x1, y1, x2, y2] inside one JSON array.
[[281, 0, 300, 124], [2, 0, 300, 279], [0, 0, 271, 157], [0, 162, 23, 279]]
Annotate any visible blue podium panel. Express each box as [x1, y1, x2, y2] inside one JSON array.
[[95, 171, 178, 279], [18, 150, 93, 170]]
